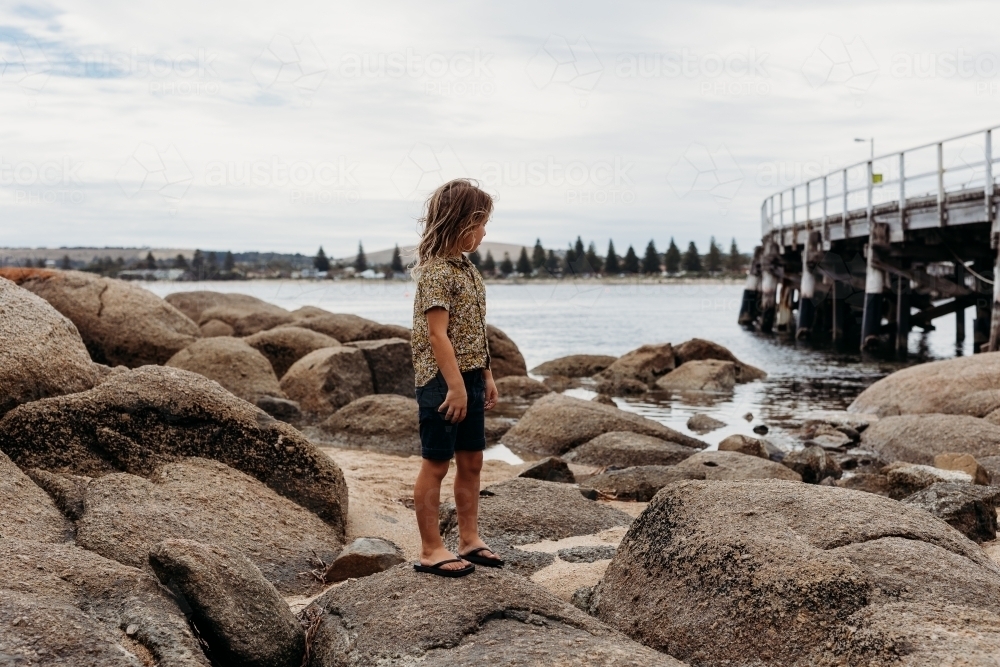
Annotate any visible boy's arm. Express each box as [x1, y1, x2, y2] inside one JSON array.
[[426, 307, 467, 423]]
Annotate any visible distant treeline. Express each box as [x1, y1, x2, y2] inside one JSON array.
[[469, 237, 748, 278], [5, 236, 749, 280]]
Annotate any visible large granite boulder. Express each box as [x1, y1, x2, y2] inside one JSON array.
[[243, 326, 341, 378], [672, 450, 802, 481], [582, 465, 702, 501], [595, 343, 676, 391], [594, 479, 1000, 666], [76, 458, 343, 595], [901, 482, 1000, 543], [323, 537, 405, 583], [530, 354, 618, 378], [0, 538, 209, 666], [655, 360, 737, 392], [149, 539, 305, 667], [0, 276, 97, 415], [502, 394, 705, 456], [345, 337, 414, 395], [563, 431, 701, 468], [781, 444, 843, 483], [287, 307, 411, 341], [850, 352, 1000, 417], [280, 346, 374, 419], [165, 336, 286, 404], [320, 394, 419, 456], [0, 450, 73, 542], [717, 434, 769, 458], [673, 338, 767, 383], [304, 566, 685, 666], [486, 324, 527, 378], [860, 414, 1000, 464], [0, 365, 348, 535], [165, 290, 293, 336], [0, 268, 200, 366], [493, 374, 551, 400]]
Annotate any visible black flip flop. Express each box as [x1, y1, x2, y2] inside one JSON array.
[[459, 547, 505, 568], [413, 558, 475, 577]]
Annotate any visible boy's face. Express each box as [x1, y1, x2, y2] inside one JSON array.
[[461, 220, 487, 252]]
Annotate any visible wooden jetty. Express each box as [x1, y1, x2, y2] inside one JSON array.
[[740, 124, 1000, 353]]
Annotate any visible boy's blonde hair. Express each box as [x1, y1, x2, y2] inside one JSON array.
[[411, 179, 493, 279]]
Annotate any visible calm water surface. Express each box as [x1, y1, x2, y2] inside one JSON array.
[[145, 280, 973, 453]]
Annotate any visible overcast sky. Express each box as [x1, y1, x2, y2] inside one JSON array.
[[1, 0, 999, 258]]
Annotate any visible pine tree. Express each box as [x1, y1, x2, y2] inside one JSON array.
[[665, 238, 681, 274], [144, 252, 156, 270], [390, 245, 404, 273], [605, 240, 619, 275], [623, 245, 640, 273], [224, 251, 235, 273], [574, 236, 585, 262], [499, 252, 514, 276], [641, 240, 660, 274], [585, 242, 602, 274], [727, 238, 742, 273], [354, 242, 367, 273], [563, 244, 577, 275], [483, 250, 496, 275], [314, 246, 330, 272], [532, 238, 546, 269], [207, 251, 218, 278], [60, 255, 71, 270], [545, 249, 559, 274], [468, 250, 482, 269], [706, 237, 722, 274], [682, 241, 702, 273], [191, 250, 204, 280], [174, 254, 189, 270], [516, 247, 532, 275]]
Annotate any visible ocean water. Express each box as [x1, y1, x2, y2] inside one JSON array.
[[144, 279, 974, 456]]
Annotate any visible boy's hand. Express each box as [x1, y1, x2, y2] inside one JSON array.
[[484, 374, 498, 410], [439, 387, 468, 423]]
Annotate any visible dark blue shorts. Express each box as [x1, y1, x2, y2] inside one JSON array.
[[415, 368, 487, 461]]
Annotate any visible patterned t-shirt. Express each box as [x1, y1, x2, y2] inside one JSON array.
[[411, 254, 491, 387]]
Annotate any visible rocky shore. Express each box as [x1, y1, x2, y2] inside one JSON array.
[[2, 267, 1000, 665]]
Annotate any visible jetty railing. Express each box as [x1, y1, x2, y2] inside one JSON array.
[[760, 124, 1000, 239]]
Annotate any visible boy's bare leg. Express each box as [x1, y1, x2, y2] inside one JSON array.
[[454, 450, 496, 558], [414, 458, 467, 570]]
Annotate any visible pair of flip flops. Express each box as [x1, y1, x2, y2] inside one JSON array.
[[413, 547, 504, 577]]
